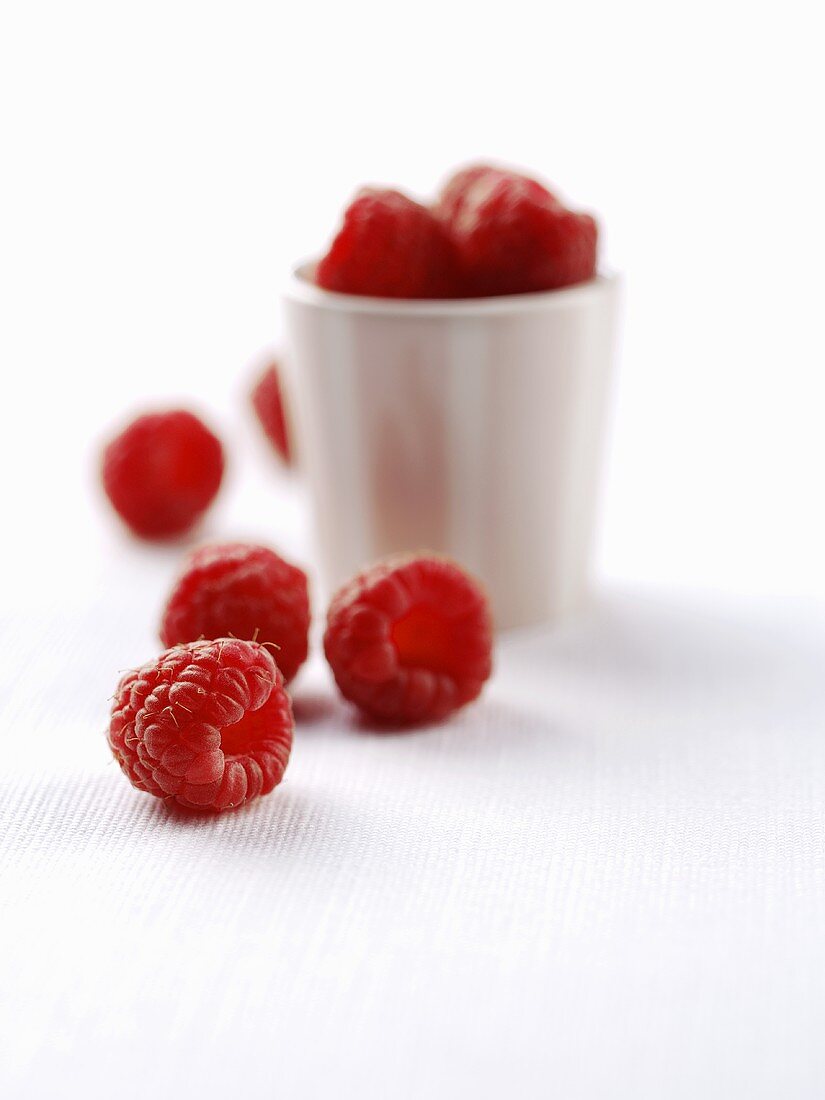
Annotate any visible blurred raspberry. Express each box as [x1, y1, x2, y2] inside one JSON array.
[[101, 410, 224, 539], [252, 362, 292, 464], [160, 542, 310, 683], [323, 554, 493, 724], [107, 638, 293, 812], [316, 188, 460, 299], [443, 168, 598, 296]]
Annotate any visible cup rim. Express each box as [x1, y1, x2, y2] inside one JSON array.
[[285, 262, 619, 316]]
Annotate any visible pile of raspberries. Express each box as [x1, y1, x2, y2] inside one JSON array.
[[315, 162, 598, 299]]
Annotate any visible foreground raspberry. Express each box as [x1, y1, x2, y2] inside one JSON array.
[[251, 362, 292, 464], [316, 188, 459, 299], [444, 168, 597, 296], [101, 410, 224, 538], [108, 638, 293, 812], [160, 543, 310, 683], [324, 555, 493, 723]]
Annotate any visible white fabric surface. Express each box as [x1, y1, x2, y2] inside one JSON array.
[[1, 371, 823, 1099], [2, 503, 824, 1099]]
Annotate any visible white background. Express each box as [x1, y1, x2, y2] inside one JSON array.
[[1, 2, 824, 1098]]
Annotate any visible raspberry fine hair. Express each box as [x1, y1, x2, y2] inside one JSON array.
[[107, 638, 293, 812], [323, 554, 493, 723]]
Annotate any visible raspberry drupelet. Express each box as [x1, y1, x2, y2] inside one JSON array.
[[316, 188, 460, 299], [101, 409, 224, 539], [251, 362, 292, 464], [108, 638, 293, 812], [160, 542, 310, 684], [323, 555, 493, 724]]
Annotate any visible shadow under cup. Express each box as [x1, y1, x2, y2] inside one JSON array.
[[283, 268, 621, 630]]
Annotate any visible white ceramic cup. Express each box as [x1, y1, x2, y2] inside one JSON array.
[[283, 267, 620, 630]]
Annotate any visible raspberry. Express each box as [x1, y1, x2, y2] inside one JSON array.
[[159, 542, 310, 683], [251, 362, 293, 464], [107, 638, 293, 812], [446, 169, 597, 296], [316, 188, 459, 299], [101, 410, 224, 539], [323, 555, 493, 724]]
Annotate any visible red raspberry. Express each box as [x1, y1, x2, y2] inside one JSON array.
[[101, 410, 224, 539], [316, 188, 459, 299], [446, 169, 597, 296], [251, 362, 293, 464], [323, 555, 493, 724], [160, 543, 310, 683], [107, 638, 293, 812]]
